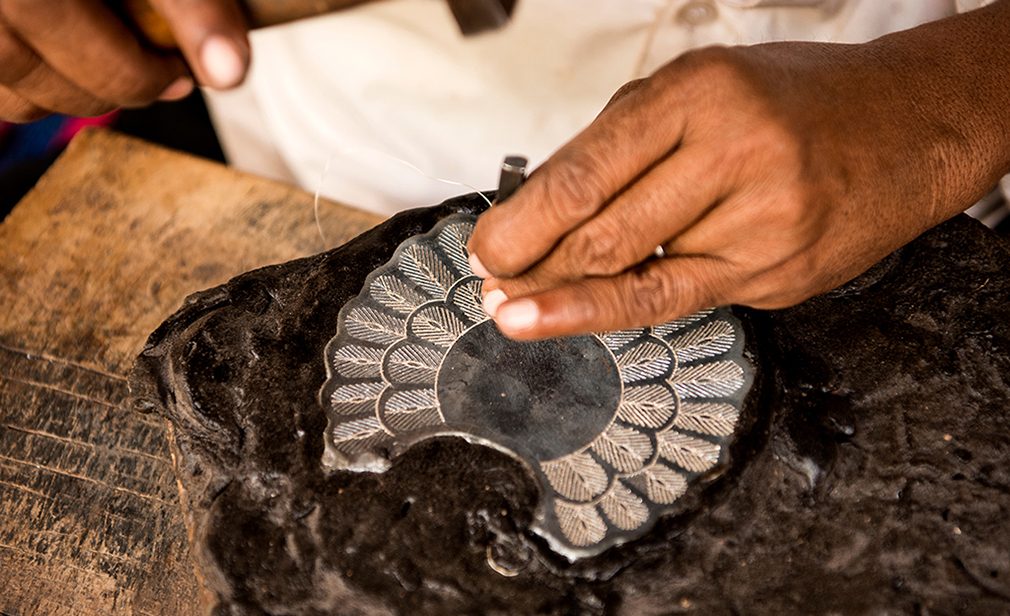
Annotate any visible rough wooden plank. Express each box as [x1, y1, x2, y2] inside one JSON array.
[[0, 128, 383, 614]]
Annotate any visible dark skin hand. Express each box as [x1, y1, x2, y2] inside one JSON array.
[[0, 0, 251, 121], [468, 0, 1010, 340]]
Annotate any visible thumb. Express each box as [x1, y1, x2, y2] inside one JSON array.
[[150, 0, 250, 89]]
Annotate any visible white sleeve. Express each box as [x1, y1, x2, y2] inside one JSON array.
[[956, 0, 997, 11]]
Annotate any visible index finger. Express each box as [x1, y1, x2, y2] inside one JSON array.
[[491, 255, 733, 340], [467, 76, 687, 279]]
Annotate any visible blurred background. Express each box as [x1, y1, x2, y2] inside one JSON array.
[[0, 92, 223, 222]]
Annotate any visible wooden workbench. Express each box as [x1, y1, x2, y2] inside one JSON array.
[[0, 129, 382, 614]]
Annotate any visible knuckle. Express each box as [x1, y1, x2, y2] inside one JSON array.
[[730, 116, 803, 172], [625, 266, 677, 323], [669, 45, 750, 91], [0, 27, 34, 84], [605, 79, 646, 107], [766, 123, 806, 171], [3, 99, 46, 122], [771, 189, 831, 257], [770, 186, 812, 234], [564, 222, 629, 277], [102, 63, 161, 105], [542, 151, 608, 224]]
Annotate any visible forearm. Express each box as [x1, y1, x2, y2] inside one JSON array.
[[868, 0, 1010, 215]]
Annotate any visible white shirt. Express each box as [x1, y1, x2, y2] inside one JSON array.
[[206, 0, 993, 217]]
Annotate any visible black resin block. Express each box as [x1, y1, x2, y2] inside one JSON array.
[[131, 193, 1010, 615]]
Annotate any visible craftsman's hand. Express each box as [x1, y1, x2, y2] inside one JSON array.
[[0, 0, 249, 122], [468, 6, 1010, 340]]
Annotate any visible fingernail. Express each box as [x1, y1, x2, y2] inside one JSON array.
[[469, 253, 491, 278], [482, 289, 508, 317], [158, 76, 194, 101], [200, 36, 245, 88], [496, 299, 539, 332]]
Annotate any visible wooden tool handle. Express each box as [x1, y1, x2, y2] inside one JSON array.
[[118, 0, 371, 48]]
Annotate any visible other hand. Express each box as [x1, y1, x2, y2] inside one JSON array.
[[0, 0, 250, 122]]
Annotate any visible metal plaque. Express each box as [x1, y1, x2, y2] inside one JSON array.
[[320, 214, 753, 559]]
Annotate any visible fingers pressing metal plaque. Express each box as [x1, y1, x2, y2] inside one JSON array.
[[320, 214, 753, 559]]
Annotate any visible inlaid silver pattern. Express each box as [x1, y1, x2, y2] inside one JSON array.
[[320, 213, 753, 559]]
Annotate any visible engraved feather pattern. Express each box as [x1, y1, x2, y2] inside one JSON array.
[[410, 305, 467, 348], [590, 424, 653, 473], [436, 221, 475, 276], [385, 343, 441, 384], [329, 382, 386, 415], [323, 214, 750, 555], [628, 464, 688, 504], [657, 431, 721, 472], [332, 345, 384, 379], [541, 453, 609, 502], [381, 388, 441, 431], [651, 308, 714, 339], [345, 306, 405, 345], [670, 360, 744, 399], [331, 416, 389, 453], [370, 275, 429, 315], [401, 243, 455, 299], [617, 384, 677, 428], [673, 402, 739, 436], [599, 482, 649, 530], [668, 320, 735, 363], [448, 277, 487, 326], [555, 501, 608, 547], [598, 328, 646, 352], [616, 339, 674, 382]]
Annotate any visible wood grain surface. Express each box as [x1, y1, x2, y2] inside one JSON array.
[[0, 129, 382, 615]]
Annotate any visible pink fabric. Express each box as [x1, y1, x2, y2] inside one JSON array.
[[51, 111, 118, 148]]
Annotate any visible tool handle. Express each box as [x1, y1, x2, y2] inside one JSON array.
[[116, 0, 371, 48]]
